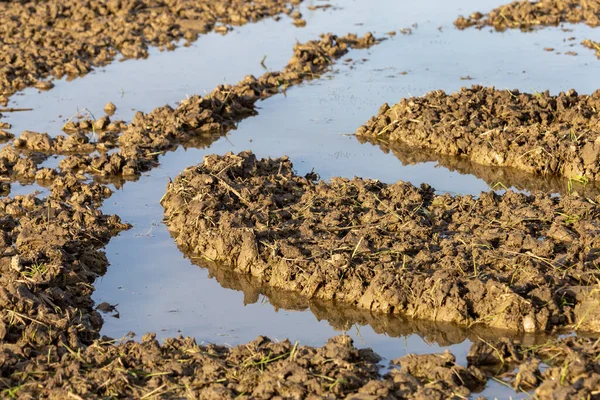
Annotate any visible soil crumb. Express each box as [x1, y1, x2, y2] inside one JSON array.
[[162, 151, 600, 334], [0, 0, 304, 105], [582, 38, 600, 58], [455, 0, 600, 31], [356, 85, 600, 182]]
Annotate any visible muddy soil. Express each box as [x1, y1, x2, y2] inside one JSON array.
[[0, 331, 488, 399], [190, 257, 553, 348], [0, 32, 378, 187], [0, 0, 304, 106], [0, 29, 466, 399], [4, 314, 598, 398], [162, 151, 600, 334], [466, 334, 600, 399], [454, 0, 600, 60], [454, 0, 600, 30], [355, 85, 600, 182], [583, 38, 600, 58], [0, 178, 130, 393], [1, 1, 598, 397]]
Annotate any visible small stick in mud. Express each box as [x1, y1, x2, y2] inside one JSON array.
[[0, 107, 33, 112]]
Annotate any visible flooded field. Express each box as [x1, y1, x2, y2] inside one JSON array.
[[1, 0, 600, 398]]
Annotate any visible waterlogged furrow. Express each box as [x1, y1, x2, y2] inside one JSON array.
[[0, 32, 378, 190], [356, 86, 600, 182], [454, 0, 600, 59], [162, 151, 600, 334], [0, 0, 303, 106], [356, 138, 600, 197]]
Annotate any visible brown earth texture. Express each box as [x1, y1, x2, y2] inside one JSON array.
[[0, 0, 305, 106], [161, 151, 600, 334], [5, 329, 600, 399], [356, 85, 600, 182], [454, 0, 600, 30], [454, 0, 600, 59], [1, 0, 600, 398], [0, 31, 379, 189], [2, 18, 541, 398]]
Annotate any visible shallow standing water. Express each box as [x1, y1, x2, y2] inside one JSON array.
[[3, 0, 600, 397]]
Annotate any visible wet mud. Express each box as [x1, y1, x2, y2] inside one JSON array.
[[0, 179, 130, 396], [454, 0, 600, 60], [4, 314, 598, 398], [454, 0, 600, 30], [0, 29, 458, 399], [356, 85, 600, 182], [467, 335, 600, 400], [189, 257, 552, 348], [0, 32, 378, 187], [0, 0, 304, 106], [162, 151, 600, 334], [1, 0, 598, 397]]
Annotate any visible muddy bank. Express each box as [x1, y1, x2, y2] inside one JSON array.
[[0, 0, 305, 106], [0, 332, 503, 399], [1, 32, 379, 187], [356, 85, 600, 182], [162, 151, 600, 334], [0, 177, 130, 390], [4, 334, 389, 399], [189, 257, 553, 348], [5, 316, 598, 398], [454, 0, 600, 30], [358, 136, 600, 197], [468, 335, 600, 399]]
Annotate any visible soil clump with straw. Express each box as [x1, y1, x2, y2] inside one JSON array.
[[356, 85, 600, 182], [454, 0, 600, 59], [162, 151, 600, 335], [454, 0, 600, 30]]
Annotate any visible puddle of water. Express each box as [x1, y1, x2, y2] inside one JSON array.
[[3, 181, 48, 198], [2, 0, 599, 396], [478, 379, 532, 400], [11, 0, 593, 136]]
